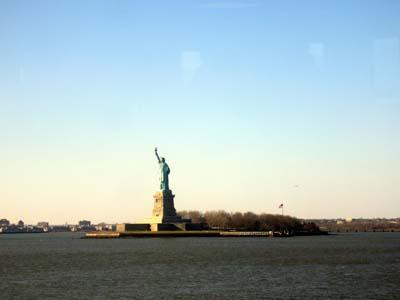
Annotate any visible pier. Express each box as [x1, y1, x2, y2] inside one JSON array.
[[85, 230, 278, 238]]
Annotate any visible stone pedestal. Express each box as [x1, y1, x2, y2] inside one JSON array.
[[142, 190, 186, 224], [117, 189, 204, 232], [116, 223, 150, 232]]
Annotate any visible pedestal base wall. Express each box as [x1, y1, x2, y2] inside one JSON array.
[[116, 222, 208, 232]]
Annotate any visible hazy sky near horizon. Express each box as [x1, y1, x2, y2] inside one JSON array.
[[1, 0, 399, 224]]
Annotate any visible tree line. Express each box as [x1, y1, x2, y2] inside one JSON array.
[[178, 210, 319, 233]]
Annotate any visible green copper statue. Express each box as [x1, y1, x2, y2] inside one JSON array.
[[155, 147, 170, 191]]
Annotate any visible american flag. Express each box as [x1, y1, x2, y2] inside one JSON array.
[[279, 203, 283, 208]]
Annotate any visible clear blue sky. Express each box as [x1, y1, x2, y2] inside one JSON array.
[[1, 0, 399, 224]]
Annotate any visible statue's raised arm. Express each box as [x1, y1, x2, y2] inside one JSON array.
[[154, 147, 170, 190], [155, 147, 161, 163]]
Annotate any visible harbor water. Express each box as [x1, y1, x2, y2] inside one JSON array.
[[0, 232, 399, 299]]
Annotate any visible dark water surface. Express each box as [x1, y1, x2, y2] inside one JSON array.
[[0, 232, 399, 300]]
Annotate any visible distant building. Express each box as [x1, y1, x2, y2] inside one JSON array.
[[37, 222, 50, 232], [95, 224, 103, 231], [26, 226, 45, 233], [77, 220, 95, 231], [50, 225, 71, 232], [94, 223, 116, 231], [0, 219, 10, 227], [1, 224, 25, 233], [79, 220, 91, 227]]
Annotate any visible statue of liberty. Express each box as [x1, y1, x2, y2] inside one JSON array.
[[155, 147, 170, 191]]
